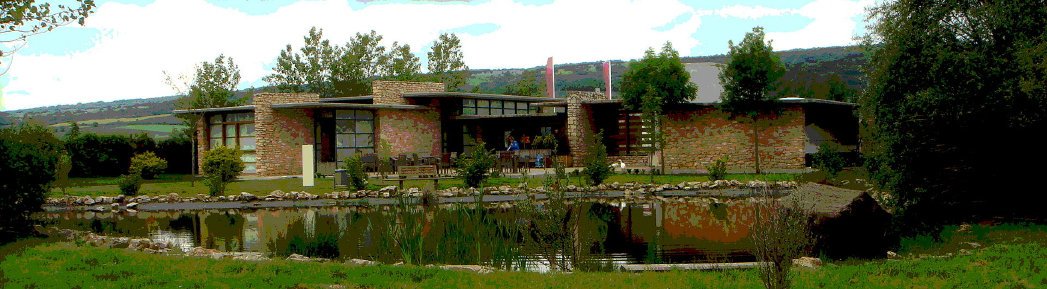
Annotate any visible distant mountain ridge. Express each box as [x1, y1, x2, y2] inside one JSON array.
[[1, 45, 866, 136]]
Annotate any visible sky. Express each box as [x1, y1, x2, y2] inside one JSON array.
[[0, 0, 875, 111]]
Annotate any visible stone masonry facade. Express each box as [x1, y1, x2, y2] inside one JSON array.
[[371, 80, 445, 158], [254, 93, 320, 176], [372, 80, 445, 105], [662, 106, 806, 173], [377, 108, 442, 157], [566, 91, 604, 165]]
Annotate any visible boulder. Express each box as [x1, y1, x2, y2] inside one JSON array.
[[781, 183, 894, 259], [440, 265, 494, 274], [239, 192, 257, 201], [793, 257, 822, 269], [347, 259, 379, 266]]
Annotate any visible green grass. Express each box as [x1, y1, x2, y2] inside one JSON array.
[[117, 124, 186, 133], [2, 224, 1044, 288], [49, 173, 799, 198]]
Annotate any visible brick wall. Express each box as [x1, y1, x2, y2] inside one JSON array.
[[376, 108, 442, 157], [566, 91, 604, 165], [372, 80, 445, 105], [662, 106, 806, 173], [254, 93, 320, 176]]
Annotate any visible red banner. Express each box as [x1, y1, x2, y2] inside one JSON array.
[[546, 57, 555, 98]]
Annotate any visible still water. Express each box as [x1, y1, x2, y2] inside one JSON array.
[[44, 199, 761, 272]]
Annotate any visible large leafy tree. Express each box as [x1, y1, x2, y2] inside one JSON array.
[[1, 0, 95, 75], [718, 27, 786, 174], [427, 33, 468, 91], [265, 27, 339, 96], [620, 42, 698, 175], [0, 123, 62, 241], [620, 42, 698, 109], [381, 41, 421, 81], [862, 1, 1047, 235]]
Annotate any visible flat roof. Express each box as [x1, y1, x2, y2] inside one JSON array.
[[173, 105, 255, 114], [535, 97, 857, 108], [271, 102, 428, 110], [451, 113, 563, 120], [319, 96, 374, 103], [403, 92, 558, 103]]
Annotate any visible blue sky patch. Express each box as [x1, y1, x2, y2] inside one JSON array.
[[19, 27, 104, 56], [679, 0, 807, 10], [207, 0, 298, 15], [690, 14, 813, 56]]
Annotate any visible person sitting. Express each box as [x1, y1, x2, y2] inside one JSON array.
[[508, 139, 520, 152]]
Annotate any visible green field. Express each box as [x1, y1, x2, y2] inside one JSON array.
[[1, 223, 1043, 288], [116, 124, 186, 133]]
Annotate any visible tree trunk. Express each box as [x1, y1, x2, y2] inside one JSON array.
[[753, 116, 762, 174]]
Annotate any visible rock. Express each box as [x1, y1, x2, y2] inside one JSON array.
[[128, 238, 151, 250], [231, 252, 269, 261], [89, 206, 107, 212], [964, 242, 981, 249], [440, 265, 494, 274], [957, 224, 972, 233], [287, 254, 319, 262], [958, 249, 972, 255], [82, 197, 96, 205], [346, 259, 379, 266], [239, 192, 257, 201], [793, 257, 822, 269], [887, 251, 898, 259], [126, 202, 139, 209], [108, 237, 130, 248], [407, 187, 420, 195], [187, 247, 220, 257]]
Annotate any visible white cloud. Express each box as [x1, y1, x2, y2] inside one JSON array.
[[1, 0, 872, 111], [711, 5, 792, 19], [764, 0, 873, 50]]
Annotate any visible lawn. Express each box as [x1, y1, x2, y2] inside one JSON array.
[[1, 223, 1043, 288], [49, 173, 800, 198]]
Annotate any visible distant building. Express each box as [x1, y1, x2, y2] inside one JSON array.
[[174, 80, 856, 176]]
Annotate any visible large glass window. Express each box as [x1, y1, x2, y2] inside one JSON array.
[[335, 110, 375, 164], [207, 112, 256, 173], [460, 99, 532, 116]]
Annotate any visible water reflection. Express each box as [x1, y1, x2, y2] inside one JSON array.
[[44, 199, 759, 272]]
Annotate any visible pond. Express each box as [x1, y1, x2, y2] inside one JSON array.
[[43, 198, 763, 272]]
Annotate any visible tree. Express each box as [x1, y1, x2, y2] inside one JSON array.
[[503, 69, 543, 96], [861, 1, 1047, 235], [427, 33, 468, 91], [382, 41, 421, 81], [825, 74, 856, 102], [0, 123, 62, 241], [718, 27, 786, 174], [620, 41, 698, 176], [1, 0, 96, 75], [66, 121, 80, 140], [265, 27, 339, 96], [620, 42, 698, 109], [581, 131, 611, 186], [168, 54, 244, 185]]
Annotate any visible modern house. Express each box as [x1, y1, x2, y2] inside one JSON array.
[[174, 80, 857, 176]]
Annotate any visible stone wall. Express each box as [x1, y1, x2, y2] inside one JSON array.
[[372, 80, 445, 105], [612, 154, 652, 168], [195, 117, 207, 174], [254, 93, 320, 176], [662, 106, 806, 173], [566, 91, 604, 165], [376, 107, 442, 157]]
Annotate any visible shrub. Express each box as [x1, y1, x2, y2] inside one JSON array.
[[581, 131, 611, 186], [456, 142, 496, 188], [202, 146, 244, 196], [706, 156, 729, 181], [156, 133, 193, 174], [54, 154, 73, 194], [342, 155, 367, 190], [0, 123, 63, 240], [118, 173, 143, 196], [65, 133, 135, 177], [752, 190, 812, 289], [813, 142, 845, 179], [129, 151, 168, 179]]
